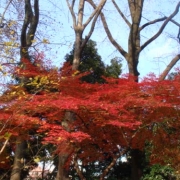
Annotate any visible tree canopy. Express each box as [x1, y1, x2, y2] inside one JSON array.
[[0, 1, 180, 180]]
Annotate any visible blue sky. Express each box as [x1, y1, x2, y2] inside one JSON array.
[[38, 0, 180, 79], [1, 0, 180, 79]]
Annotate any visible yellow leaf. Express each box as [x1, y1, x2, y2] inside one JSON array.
[[58, 137, 62, 141], [3, 72, 7, 76], [42, 38, 49, 44], [22, 48, 27, 53], [4, 132, 12, 140], [10, 30, 15, 35], [11, 91, 16, 95], [72, 70, 80, 76], [31, 39, 36, 43], [34, 157, 40, 163], [0, 65, 3, 71]]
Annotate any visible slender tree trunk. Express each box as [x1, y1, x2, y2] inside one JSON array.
[[10, 138, 26, 180], [56, 111, 75, 180], [72, 31, 83, 70], [126, 54, 140, 81], [56, 154, 69, 180], [100, 154, 119, 180], [130, 149, 143, 180], [11, 1, 39, 178], [58, 0, 107, 177]]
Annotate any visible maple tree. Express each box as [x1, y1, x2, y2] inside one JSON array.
[[1, 58, 180, 179], [0, 1, 180, 179]]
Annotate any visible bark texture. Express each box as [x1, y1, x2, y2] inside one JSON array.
[[10, 138, 26, 180], [88, 0, 180, 80], [11, 1, 39, 179], [66, 0, 107, 70]]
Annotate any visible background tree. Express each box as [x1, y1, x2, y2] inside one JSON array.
[[66, 0, 106, 70], [86, 1, 180, 178], [65, 39, 122, 83], [105, 57, 122, 78], [0, 1, 179, 180], [0, 1, 41, 180], [87, 0, 180, 81], [64, 39, 122, 179]]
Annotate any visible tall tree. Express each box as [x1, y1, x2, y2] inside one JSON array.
[[87, 0, 180, 81], [57, 0, 107, 177], [57, 39, 122, 179], [66, 0, 107, 70], [65, 39, 122, 83], [86, 1, 180, 178], [10, 1, 39, 180]]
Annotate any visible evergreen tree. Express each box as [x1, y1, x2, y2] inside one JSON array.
[[65, 39, 122, 83]]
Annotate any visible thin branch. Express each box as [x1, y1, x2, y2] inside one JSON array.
[[73, 153, 86, 180], [66, 0, 76, 27], [86, 0, 127, 57], [159, 54, 180, 81], [0, 0, 13, 26], [140, 17, 167, 31], [170, 19, 180, 27], [83, 0, 106, 29], [72, 0, 76, 9], [81, 4, 101, 50], [100, 149, 126, 180], [0, 138, 9, 155], [112, 0, 131, 28], [141, 2, 180, 52], [169, 19, 180, 42]]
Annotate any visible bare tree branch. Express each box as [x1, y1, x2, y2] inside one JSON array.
[[169, 19, 180, 42], [0, 0, 13, 26], [159, 54, 180, 81], [86, 0, 127, 57], [83, 0, 106, 29], [20, 0, 39, 60], [128, 0, 135, 19], [66, 0, 76, 27], [112, 0, 131, 28], [72, 0, 76, 9], [141, 2, 180, 52], [170, 19, 180, 26], [73, 153, 86, 180], [26, 0, 39, 46], [100, 149, 126, 180], [81, 4, 102, 50], [77, 0, 85, 27], [0, 138, 9, 155], [140, 17, 166, 31]]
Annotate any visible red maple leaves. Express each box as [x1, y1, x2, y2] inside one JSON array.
[[0, 59, 180, 169]]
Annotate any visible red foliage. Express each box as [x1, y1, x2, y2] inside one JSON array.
[[0, 57, 180, 168]]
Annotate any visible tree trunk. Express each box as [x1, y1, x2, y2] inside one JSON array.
[[130, 149, 143, 180], [126, 53, 140, 82], [10, 138, 26, 180], [56, 154, 69, 180], [56, 111, 75, 180], [72, 31, 83, 70]]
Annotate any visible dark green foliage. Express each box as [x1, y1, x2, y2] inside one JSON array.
[[105, 57, 122, 78], [141, 164, 176, 180], [64, 39, 122, 83], [65, 39, 105, 83]]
